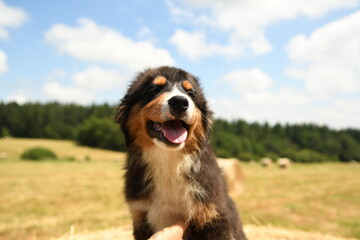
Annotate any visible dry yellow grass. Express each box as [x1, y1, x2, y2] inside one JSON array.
[[52, 224, 357, 240], [1, 138, 359, 240], [235, 163, 360, 239], [0, 138, 125, 161]]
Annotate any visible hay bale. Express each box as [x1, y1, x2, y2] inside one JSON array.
[[0, 152, 8, 159], [260, 158, 273, 167], [277, 158, 291, 169], [217, 158, 245, 197], [77, 155, 86, 162]]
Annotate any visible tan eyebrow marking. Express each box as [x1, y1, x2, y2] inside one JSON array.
[[153, 76, 167, 86], [182, 80, 193, 90]]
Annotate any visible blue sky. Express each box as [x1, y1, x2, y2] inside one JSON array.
[[0, 0, 359, 129]]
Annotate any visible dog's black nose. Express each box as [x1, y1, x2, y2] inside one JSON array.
[[168, 96, 189, 116]]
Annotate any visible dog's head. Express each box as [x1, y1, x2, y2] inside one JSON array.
[[116, 66, 212, 152]]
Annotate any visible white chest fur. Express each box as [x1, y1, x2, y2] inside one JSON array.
[[142, 146, 202, 231]]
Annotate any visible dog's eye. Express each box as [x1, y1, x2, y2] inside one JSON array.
[[187, 90, 196, 99], [150, 85, 162, 94]]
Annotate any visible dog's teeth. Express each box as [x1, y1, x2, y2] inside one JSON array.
[[154, 123, 161, 131]]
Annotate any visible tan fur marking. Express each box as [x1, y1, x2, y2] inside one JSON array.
[[131, 210, 147, 225], [143, 146, 217, 231], [144, 149, 192, 231], [183, 108, 206, 153], [182, 80, 193, 90], [191, 203, 219, 228], [127, 104, 154, 148], [128, 200, 151, 225], [127, 93, 170, 149], [141, 92, 168, 123], [153, 76, 167, 86]]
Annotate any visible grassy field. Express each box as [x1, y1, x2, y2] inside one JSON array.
[[0, 138, 359, 240], [0, 138, 125, 162], [237, 162, 360, 239]]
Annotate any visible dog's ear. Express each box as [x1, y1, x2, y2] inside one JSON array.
[[115, 69, 151, 147], [115, 105, 125, 127], [203, 108, 213, 143], [115, 95, 132, 147], [193, 75, 213, 144]]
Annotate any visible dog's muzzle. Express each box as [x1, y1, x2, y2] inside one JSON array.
[[168, 95, 189, 118]]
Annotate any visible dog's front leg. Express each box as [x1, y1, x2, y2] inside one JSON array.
[[128, 200, 154, 240]]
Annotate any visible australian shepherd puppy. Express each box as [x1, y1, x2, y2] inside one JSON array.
[[116, 66, 247, 240]]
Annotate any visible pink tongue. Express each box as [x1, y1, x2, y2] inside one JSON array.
[[161, 120, 188, 144]]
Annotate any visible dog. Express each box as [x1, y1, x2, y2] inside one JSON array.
[[116, 66, 247, 240]]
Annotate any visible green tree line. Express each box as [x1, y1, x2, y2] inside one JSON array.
[[0, 102, 126, 151], [1, 102, 359, 162], [211, 119, 360, 162]]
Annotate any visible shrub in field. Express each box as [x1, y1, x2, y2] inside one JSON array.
[[0, 127, 11, 137], [21, 147, 57, 161], [76, 117, 126, 151], [63, 155, 75, 161]]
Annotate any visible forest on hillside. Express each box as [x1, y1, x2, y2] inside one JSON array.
[[1, 101, 359, 162]]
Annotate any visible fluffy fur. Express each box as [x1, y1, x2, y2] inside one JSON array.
[[116, 66, 247, 240]]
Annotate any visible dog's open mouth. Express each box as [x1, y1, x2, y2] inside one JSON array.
[[148, 120, 189, 145]]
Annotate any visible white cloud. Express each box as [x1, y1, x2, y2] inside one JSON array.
[[6, 90, 28, 104], [170, 29, 245, 60], [45, 18, 175, 70], [0, 28, 7, 39], [287, 65, 359, 98], [210, 94, 360, 129], [221, 68, 311, 108], [72, 66, 124, 90], [137, 26, 151, 39], [169, 0, 359, 59], [242, 87, 311, 107], [214, 11, 360, 129], [43, 81, 96, 105], [209, 97, 240, 120], [181, 0, 359, 29], [42, 69, 96, 105], [170, 30, 210, 60], [286, 10, 360, 98], [209, 96, 306, 125], [287, 11, 360, 67], [0, 1, 28, 40], [0, 2, 27, 75], [0, 49, 8, 74], [166, 0, 194, 22], [41, 66, 128, 105], [292, 98, 360, 129], [213, 68, 320, 125], [136, 26, 157, 44], [222, 68, 273, 93], [46, 69, 67, 81]]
